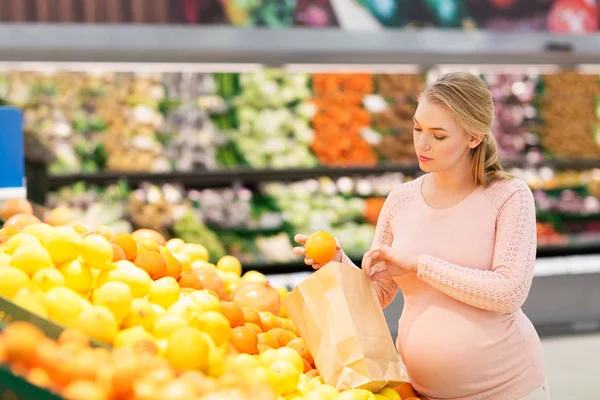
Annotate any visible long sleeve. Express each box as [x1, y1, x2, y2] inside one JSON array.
[[417, 180, 537, 313], [339, 188, 405, 309]]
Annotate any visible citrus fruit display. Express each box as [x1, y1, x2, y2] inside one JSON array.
[[0, 214, 420, 400]]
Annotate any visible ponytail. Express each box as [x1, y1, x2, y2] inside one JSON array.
[[471, 133, 512, 187]]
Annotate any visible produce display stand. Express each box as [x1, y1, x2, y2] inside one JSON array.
[[1, 23, 600, 337], [0, 364, 63, 400], [0, 297, 110, 349]]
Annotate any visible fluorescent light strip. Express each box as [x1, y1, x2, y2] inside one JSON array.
[[575, 65, 600, 74], [284, 64, 421, 73], [433, 64, 562, 75], [0, 62, 264, 73]]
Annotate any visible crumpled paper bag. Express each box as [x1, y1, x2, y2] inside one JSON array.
[[283, 262, 407, 392]]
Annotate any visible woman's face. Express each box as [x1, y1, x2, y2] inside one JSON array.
[[412, 97, 480, 173]]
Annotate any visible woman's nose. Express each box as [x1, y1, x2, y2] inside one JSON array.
[[416, 137, 431, 151]]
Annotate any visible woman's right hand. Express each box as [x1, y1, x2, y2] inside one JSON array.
[[293, 234, 343, 270]]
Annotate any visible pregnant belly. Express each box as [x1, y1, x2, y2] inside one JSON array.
[[397, 302, 534, 399]]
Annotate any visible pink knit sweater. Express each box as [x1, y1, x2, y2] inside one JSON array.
[[341, 174, 546, 400]]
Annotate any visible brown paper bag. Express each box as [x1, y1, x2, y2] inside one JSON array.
[[283, 262, 407, 392]]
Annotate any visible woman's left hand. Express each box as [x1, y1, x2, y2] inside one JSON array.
[[362, 246, 419, 279]]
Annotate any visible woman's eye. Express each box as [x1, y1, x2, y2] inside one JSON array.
[[413, 127, 422, 132], [434, 135, 446, 141]]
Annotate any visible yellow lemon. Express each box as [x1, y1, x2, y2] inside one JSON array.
[[0, 266, 30, 299], [375, 388, 401, 400], [22, 223, 53, 241], [167, 297, 202, 322], [166, 238, 185, 253], [97, 260, 152, 298], [165, 327, 209, 371], [113, 326, 155, 348], [152, 314, 189, 339], [180, 243, 209, 262], [32, 268, 65, 291], [74, 305, 118, 344], [172, 252, 191, 271], [10, 243, 53, 276], [122, 298, 156, 331], [193, 311, 231, 348], [216, 256, 242, 277], [42, 226, 81, 264], [2, 233, 41, 254], [81, 234, 113, 270], [12, 286, 48, 317], [276, 347, 304, 375], [148, 277, 180, 310], [45, 287, 83, 327], [188, 290, 220, 313], [92, 281, 132, 324], [59, 259, 93, 294], [269, 360, 300, 395], [0, 253, 10, 266], [242, 270, 267, 283]]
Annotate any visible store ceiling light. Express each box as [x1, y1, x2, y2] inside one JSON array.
[[284, 64, 421, 73], [432, 64, 563, 75], [0, 62, 264, 73]]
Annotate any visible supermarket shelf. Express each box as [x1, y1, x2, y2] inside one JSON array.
[[46, 164, 422, 189], [248, 242, 600, 275], [46, 158, 600, 190], [0, 24, 599, 65]]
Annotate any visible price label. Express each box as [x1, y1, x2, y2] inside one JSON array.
[[0, 107, 25, 201]]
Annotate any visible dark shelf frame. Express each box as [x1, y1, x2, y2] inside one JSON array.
[[46, 158, 600, 190]]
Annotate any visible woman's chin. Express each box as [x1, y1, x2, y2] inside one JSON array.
[[418, 161, 434, 172]]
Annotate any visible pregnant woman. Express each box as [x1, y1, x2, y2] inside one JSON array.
[[294, 72, 548, 400]]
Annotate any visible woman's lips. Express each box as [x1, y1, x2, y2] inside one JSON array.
[[418, 155, 433, 162]]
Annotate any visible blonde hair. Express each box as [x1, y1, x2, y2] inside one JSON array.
[[421, 71, 511, 187]]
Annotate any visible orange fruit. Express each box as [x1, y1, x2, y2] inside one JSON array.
[[260, 312, 282, 332], [302, 358, 312, 373], [0, 198, 33, 220], [305, 231, 337, 265], [220, 302, 244, 328], [3, 214, 41, 230], [257, 332, 279, 349], [131, 229, 166, 246], [112, 243, 127, 262], [244, 322, 262, 334], [191, 267, 226, 300], [178, 271, 203, 290], [138, 238, 159, 252], [26, 367, 52, 388], [134, 251, 167, 280], [394, 382, 418, 399], [269, 328, 292, 347], [230, 326, 258, 355], [2, 322, 45, 366], [164, 255, 182, 280], [111, 233, 137, 261], [242, 307, 262, 328], [44, 206, 75, 227], [58, 329, 90, 347], [94, 225, 115, 241], [287, 337, 314, 365], [63, 379, 107, 400]]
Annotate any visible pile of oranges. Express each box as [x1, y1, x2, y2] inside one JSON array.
[[0, 206, 420, 400]]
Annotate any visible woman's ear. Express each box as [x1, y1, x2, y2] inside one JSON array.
[[468, 134, 483, 149]]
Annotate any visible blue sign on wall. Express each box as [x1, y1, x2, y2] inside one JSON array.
[[0, 107, 25, 200]]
